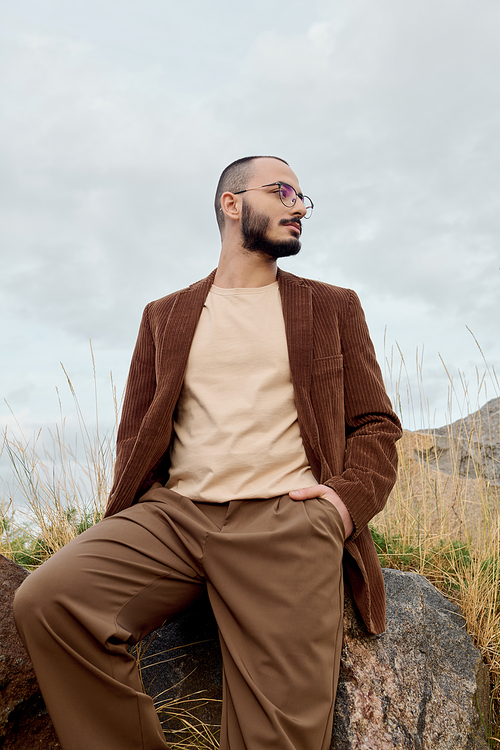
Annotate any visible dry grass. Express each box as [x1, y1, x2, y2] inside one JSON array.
[[1, 353, 116, 567]]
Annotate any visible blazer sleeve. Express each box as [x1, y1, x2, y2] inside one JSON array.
[[109, 304, 158, 498], [324, 290, 402, 539]]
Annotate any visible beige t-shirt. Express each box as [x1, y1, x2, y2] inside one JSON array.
[[166, 282, 317, 501]]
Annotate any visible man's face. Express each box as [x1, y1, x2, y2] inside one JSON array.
[[237, 158, 307, 260]]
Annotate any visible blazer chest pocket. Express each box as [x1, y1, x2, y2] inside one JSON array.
[[311, 354, 344, 376]]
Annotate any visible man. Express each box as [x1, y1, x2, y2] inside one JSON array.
[[14, 155, 402, 750]]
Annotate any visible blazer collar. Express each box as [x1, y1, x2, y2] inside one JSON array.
[[155, 270, 216, 383]]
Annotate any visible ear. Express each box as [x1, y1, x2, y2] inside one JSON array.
[[220, 191, 241, 223]]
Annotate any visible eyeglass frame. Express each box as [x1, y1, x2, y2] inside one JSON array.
[[232, 182, 314, 218]]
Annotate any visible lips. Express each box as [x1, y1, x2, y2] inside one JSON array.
[[282, 220, 302, 235]]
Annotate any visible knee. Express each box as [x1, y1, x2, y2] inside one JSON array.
[[13, 564, 60, 638], [13, 575, 34, 640], [13, 572, 41, 631]]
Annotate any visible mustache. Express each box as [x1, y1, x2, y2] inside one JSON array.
[[279, 218, 302, 234]]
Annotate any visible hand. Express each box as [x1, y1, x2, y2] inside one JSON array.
[[289, 484, 354, 539]]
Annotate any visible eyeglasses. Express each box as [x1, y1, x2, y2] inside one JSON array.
[[233, 182, 314, 219]]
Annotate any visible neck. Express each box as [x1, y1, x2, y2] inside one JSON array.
[[214, 239, 277, 289]]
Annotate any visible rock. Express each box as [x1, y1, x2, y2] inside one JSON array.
[[331, 569, 490, 749], [0, 555, 60, 750], [136, 569, 490, 749], [418, 397, 500, 486], [1, 557, 490, 749]]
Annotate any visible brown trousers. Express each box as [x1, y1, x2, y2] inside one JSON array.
[[13, 488, 344, 750]]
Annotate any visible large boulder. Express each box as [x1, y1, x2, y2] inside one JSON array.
[[0, 557, 490, 749], [332, 569, 490, 749], [0, 555, 60, 749]]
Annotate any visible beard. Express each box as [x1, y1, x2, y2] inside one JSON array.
[[240, 200, 302, 259]]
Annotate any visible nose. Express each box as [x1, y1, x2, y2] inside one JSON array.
[[291, 198, 307, 219]]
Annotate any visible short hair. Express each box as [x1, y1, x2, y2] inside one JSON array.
[[214, 155, 289, 233]]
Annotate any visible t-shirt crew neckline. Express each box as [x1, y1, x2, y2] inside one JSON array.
[[210, 281, 278, 296]]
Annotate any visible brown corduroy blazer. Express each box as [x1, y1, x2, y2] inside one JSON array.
[[105, 268, 402, 635]]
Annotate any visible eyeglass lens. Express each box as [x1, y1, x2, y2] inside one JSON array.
[[279, 183, 313, 218]]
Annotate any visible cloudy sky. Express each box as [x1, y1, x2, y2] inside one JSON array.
[[1, 0, 499, 494]]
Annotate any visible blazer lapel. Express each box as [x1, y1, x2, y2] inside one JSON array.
[[277, 270, 319, 461], [278, 269, 313, 395], [156, 270, 216, 389]]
